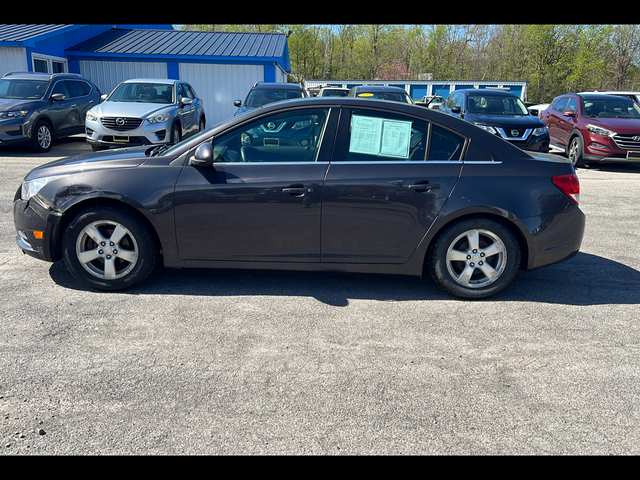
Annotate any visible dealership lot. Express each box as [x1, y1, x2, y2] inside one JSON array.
[[1, 137, 640, 454]]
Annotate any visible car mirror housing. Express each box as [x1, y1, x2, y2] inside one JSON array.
[[563, 110, 576, 117], [180, 97, 193, 106], [189, 143, 213, 167], [50, 93, 66, 102], [451, 106, 462, 114], [234, 100, 242, 107]]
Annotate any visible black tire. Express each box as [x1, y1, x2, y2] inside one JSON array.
[[62, 206, 158, 291], [198, 117, 206, 132], [428, 218, 521, 299], [170, 122, 181, 144], [31, 120, 53, 153], [568, 136, 585, 168]]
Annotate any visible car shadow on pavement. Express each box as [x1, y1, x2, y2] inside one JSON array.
[[47, 251, 640, 306], [0, 135, 92, 159]]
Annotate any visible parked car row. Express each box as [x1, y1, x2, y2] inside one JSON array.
[[0, 72, 206, 153]]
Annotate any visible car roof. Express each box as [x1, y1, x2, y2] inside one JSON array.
[[465, 89, 518, 97], [576, 93, 635, 101], [122, 78, 177, 84], [252, 82, 304, 90], [1, 72, 85, 81], [353, 85, 407, 93]]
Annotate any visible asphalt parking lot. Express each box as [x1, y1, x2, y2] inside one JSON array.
[[1, 136, 640, 455]]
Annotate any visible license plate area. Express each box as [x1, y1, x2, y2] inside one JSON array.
[[114, 134, 130, 143]]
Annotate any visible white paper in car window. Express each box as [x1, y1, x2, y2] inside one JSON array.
[[349, 115, 412, 159]]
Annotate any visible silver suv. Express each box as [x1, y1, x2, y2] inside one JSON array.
[[85, 78, 205, 151]]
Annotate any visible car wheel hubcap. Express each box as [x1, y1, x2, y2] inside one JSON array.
[[38, 126, 51, 149], [76, 220, 139, 280], [569, 140, 579, 163], [445, 229, 507, 288]]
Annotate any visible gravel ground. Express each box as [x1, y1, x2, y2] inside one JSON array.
[[1, 137, 639, 455]]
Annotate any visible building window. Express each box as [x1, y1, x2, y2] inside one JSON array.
[[31, 54, 67, 74]]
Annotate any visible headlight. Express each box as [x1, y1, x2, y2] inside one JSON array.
[[21, 175, 66, 201], [86, 111, 98, 122], [586, 123, 615, 137], [147, 113, 171, 124], [0, 110, 28, 119], [474, 124, 498, 135], [533, 126, 548, 136]]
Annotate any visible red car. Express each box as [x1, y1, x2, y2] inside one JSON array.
[[541, 93, 640, 167]]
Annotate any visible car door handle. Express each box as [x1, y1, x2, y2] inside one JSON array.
[[283, 187, 313, 195], [408, 183, 440, 191]]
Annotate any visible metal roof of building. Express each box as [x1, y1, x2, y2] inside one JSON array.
[[0, 24, 73, 42], [67, 29, 288, 59]]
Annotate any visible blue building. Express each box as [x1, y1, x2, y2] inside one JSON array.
[[0, 25, 293, 124]]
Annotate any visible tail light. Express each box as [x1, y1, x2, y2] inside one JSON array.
[[552, 174, 580, 204]]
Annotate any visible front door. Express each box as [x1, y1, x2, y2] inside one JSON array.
[[174, 107, 335, 262]]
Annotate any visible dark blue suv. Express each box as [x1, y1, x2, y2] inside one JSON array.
[[441, 89, 549, 153], [233, 82, 307, 116]]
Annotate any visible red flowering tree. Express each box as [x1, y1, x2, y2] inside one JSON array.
[[374, 60, 412, 80]]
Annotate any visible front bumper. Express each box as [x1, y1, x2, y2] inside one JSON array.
[[85, 118, 171, 148], [13, 189, 62, 262], [582, 135, 640, 163], [0, 117, 32, 147], [505, 132, 550, 153]]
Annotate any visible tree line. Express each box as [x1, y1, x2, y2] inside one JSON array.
[[181, 25, 640, 103]]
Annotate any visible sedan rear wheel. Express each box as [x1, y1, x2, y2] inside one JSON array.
[[429, 218, 520, 299], [62, 206, 158, 291]]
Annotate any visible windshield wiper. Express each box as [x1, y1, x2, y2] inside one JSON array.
[[147, 145, 170, 156]]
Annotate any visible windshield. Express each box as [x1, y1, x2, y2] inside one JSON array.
[[108, 82, 174, 104], [356, 92, 413, 104], [467, 95, 529, 115], [583, 97, 640, 118], [244, 88, 305, 108], [0, 79, 49, 100]]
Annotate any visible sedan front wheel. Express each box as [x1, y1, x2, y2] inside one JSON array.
[[62, 206, 158, 291]]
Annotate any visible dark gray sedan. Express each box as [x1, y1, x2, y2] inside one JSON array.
[[13, 97, 585, 299]]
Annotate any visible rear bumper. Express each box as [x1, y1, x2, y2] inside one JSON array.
[[520, 203, 586, 271]]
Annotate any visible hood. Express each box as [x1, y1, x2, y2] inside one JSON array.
[[25, 146, 149, 180], [0, 98, 41, 112], [468, 112, 545, 128], [234, 105, 256, 116], [585, 116, 640, 134], [91, 100, 173, 119]]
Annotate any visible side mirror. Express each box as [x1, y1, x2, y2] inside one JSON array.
[[529, 109, 539, 116], [50, 93, 66, 102], [563, 110, 576, 117], [451, 106, 462, 114], [101, 94, 108, 102], [180, 97, 193, 107], [189, 143, 213, 167], [234, 100, 242, 107]]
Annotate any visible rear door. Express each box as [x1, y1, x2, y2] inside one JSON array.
[[321, 106, 463, 264]]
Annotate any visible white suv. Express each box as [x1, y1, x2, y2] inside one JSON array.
[[85, 78, 205, 151]]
